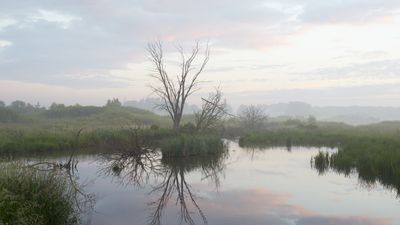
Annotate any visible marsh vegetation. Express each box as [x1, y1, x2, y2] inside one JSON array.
[[2, 94, 400, 225], [0, 162, 93, 225]]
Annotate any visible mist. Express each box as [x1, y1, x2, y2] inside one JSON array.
[[2, 1, 400, 225]]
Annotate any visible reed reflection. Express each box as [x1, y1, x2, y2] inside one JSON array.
[[311, 151, 400, 197]]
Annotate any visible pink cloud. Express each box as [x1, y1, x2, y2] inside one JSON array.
[[196, 188, 393, 225]]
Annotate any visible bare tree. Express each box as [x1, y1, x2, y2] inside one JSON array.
[[195, 88, 227, 132], [148, 41, 210, 131], [238, 105, 267, 131]]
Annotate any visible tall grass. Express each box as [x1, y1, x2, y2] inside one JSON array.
[[0, 163, 79, 225], [241, 124, 400, 195], [160, 135, 226, 158], [239, 122, 400, 149], [0, 127, 177, 156], [239, 129, 345, 148], [0, 130, 76, 156]]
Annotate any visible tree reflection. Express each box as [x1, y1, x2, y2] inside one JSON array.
[[99, 145, 228, 225], [148, 164, 207, 225], [99, 147, 162, 186], [149, 155, 227, 225]]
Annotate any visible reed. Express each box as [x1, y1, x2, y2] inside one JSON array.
[[0, 163, 79, 225]]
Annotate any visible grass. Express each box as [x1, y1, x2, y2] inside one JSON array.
[[312, 144, 400, 196], [239, 122, 400, 195], [160, 134, 226, 158], [239, 121, 400, 148], [0, 104, 222, 157], [239, 129, 345, 148], [0, 105, 172, 131], [0, 124, 221, 158], [0, 127, 179, 156], [0, 104, 199, 156], [334, 140, 400, 194], [0, 130, 77, 156], [311, 151, 331, 175], [0, 163, 79, 225]]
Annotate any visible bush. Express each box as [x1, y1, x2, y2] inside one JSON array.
[[0, 163, 79, 225]]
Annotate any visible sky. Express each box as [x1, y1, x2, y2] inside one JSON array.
[[1, 0, 400, 107]]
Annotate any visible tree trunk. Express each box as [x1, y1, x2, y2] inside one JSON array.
[[173, 119, 180, 131]]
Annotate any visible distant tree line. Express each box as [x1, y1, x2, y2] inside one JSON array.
[[0, 100, 45, 114], [0, 100, 45, 122], [0, 107, 20, 122], [105, 98, 122, 107], [0, 98, 123, 121], [45, 103, 103, 118]]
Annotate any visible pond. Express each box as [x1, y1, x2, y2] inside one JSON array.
[[23, 141, 400, 225]]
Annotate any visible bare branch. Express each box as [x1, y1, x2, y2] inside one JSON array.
[[238, 105, 268, 131], [195, 87, 227, 132], [148, 40, 210, 130]]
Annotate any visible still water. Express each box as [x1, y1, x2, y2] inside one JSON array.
[[39, 141, 400, 225]]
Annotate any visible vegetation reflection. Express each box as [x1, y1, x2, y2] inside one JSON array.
[[99, 140, 228, 225], [312, 149, 400, 197]]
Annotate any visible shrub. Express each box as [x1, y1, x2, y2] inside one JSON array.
[[0, 163, 79, 225]]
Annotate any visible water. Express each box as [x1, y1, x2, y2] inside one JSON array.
[[26, 141, 400, 225]]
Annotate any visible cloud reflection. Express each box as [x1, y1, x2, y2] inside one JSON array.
[[199, 188, 392, 225]]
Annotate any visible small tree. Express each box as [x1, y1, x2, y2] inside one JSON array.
[[195, 88, 227, 132], [106, 98, 122, 107], [239, 105, 267, 131], [50, 103, 65, 110], [147, 41, 210, 131]]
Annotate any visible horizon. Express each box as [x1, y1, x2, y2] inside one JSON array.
[[4, 97, 400, 110]]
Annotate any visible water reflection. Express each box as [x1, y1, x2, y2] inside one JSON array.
[[7, 141, 400, 225], [98, 147, 162, 187], [311, 151, 400, 197], [194, 188, 392, 225], [27, 155, 96, 221], [98, 145, 228, 225]]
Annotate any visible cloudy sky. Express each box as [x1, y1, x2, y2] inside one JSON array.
[[1, 0, 400, 107]]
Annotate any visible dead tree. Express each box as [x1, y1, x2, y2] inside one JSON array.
[[195, 88, 227, 132], [147, 41, 210, 131]]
